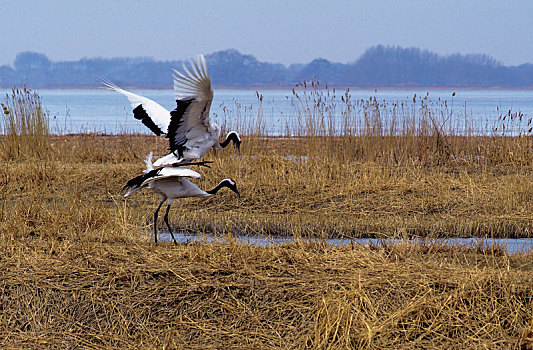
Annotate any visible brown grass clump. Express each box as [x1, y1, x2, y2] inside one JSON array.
[[1, 87, 532, 348], [1, 87, 50, 159]]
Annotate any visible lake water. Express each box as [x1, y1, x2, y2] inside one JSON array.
[[1, 88, 533, 135]]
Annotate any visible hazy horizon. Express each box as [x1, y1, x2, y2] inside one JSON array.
[[2, 45, 532, 69], [2, 0, 533, 67]]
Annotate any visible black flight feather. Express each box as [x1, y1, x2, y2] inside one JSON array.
[[167, 98, 194, 159], [133, 105, 165, 136], [122, 168, 161, 192]]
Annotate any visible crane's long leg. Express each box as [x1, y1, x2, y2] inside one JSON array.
[[163, 203, 178, 245], [153, 200, 165, 244]]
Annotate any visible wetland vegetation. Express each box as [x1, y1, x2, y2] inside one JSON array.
[[0, 86, 532, 348]]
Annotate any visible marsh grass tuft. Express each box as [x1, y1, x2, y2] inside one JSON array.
[[1, 87, 50, 160]]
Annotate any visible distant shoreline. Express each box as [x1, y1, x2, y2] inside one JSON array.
[[4, 47, 533, 91]]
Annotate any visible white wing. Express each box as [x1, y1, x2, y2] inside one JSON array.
[[173, 54, 213, 102], [167, 55, 215, 158], [102, 80, 171, 136], [141, 166, 201, 186]]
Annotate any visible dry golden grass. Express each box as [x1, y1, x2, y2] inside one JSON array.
[[1, 87, 532, 348], [0, 237, 532, 349], [1, 134, 531, 241]]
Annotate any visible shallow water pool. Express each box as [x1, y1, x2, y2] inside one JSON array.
[[155, 233, 533, 254]]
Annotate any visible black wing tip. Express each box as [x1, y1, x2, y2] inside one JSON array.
[[122, 169, 160, 192], [132, 105, 165, 136], [122, 173, 145, 192], [122, 177, 140, 193]]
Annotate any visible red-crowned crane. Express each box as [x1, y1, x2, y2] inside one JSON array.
[[123, 153, 239, 244], [103, 55, 241, 166]]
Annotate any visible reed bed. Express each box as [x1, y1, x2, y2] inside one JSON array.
[[1, 87, 532, 348]]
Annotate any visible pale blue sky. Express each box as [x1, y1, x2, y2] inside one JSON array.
[[2, 0, 532, 66]]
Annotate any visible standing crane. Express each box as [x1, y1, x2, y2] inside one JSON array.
[[123, 153, 240, 244]]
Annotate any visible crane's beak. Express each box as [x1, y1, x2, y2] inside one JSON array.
[[234, 140, 241, 157], [229, 181, 241, 200]]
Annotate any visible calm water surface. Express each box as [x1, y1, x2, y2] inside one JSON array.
[[1, 88, 533, 135]]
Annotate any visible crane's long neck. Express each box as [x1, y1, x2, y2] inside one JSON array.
[[219, 131, 241, 149], [206, 179, 239, 198], [206, 181, 228, 195]]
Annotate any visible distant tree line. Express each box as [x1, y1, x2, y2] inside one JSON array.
[[1, 46, 533, 88]]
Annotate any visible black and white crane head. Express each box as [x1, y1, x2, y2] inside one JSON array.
[[102, 54, 241, 166], [123, 152, 240, 244]]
